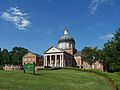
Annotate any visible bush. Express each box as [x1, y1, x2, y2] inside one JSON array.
[[0, 65, 4, 70]]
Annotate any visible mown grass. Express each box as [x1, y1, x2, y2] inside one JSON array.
[[0, 69, 113, 90], [108, 72, 120, 90], [61, 67, 120, 90]]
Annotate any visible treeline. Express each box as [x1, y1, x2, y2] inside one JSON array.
[[81, 29, 120, 72], [0, 47, 28, 66]]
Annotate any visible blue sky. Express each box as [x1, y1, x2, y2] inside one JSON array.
[[0, 0, 120, 54]]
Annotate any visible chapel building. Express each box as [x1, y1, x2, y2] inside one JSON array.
[[43, 29, 78, 67], [43, 28, 103, 70]]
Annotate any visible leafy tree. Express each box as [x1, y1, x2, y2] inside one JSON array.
[[103, 29, 120, 72], [1, 49, 11, 65], [81, 47, 101, 68], [10, 47, 28, 65], [0, 48, 2, 65]]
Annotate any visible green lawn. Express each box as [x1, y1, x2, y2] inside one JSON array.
[[108, 72, 120, 90], [0, 69, 113, 90]]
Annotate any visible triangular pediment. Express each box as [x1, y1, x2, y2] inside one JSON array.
[[23, 52, 36, 58], [44, 46, 63, 54]]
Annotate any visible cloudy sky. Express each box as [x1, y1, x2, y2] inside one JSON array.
[[0, 0, 120, 54]]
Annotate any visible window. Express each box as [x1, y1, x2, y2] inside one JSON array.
[[24, 58, 26, 62]]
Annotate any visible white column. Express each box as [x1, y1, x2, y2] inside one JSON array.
[[49, 55, 51, 66], [60, 55, 62, 67], [44, 56, 46, 66], [55, 55, 57, 67], [45, 56, 47, 66], [79, 57, 81, 68], [61, 55, 64, 67]]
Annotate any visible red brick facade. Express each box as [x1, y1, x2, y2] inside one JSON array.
[[22, 52, 43, 66]]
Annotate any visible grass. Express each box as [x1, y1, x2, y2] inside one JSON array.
[[62, 67, 120, 90], [108, 72, 120, 90], [0, 69, 113, 90]]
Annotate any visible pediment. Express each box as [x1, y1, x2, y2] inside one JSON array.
[[23, 52, 36, 58], [44, 46, 63, 54]]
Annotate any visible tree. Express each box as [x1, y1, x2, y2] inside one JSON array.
[[1, 49, 11, 65], [81, 47, 101, 68], [10, 47, 28, 65], [103, 29, 120, 72], [0, 48, 2, 65]]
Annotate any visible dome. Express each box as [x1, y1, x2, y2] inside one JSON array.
[[58, 29, 75, 49], [58, 31, 75, 44]]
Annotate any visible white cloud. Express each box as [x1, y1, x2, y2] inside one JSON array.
[[100, 34, 113, 40], [1, 7, 31, 30], [89, 0, 112, 15]]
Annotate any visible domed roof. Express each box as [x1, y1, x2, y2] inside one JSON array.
[[58, 29, 75, 44]]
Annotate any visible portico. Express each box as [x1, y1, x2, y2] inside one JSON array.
[[43, 46, 64, 67]]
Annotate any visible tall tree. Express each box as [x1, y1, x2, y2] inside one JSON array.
[[103, 29, 120, 72], [10, 47, 28, 65], [81, 47, 101, 68], [0, 48, 2, 65], [1, 49, 11, 65]]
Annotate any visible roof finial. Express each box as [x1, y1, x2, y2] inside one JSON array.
[[64, 27, 69, 35]]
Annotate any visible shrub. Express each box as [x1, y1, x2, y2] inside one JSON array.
[[0, 65, 4, 70]]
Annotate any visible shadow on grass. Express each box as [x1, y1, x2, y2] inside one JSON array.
[[23, 71, 41, 76], [34, 73, 40, 75]]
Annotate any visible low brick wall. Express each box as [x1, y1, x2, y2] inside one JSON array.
[[3, 65, 21, 70]]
